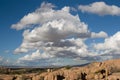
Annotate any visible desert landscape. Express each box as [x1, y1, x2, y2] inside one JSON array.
[[0, 59, 120, 80], [1, 0, 120, 80]]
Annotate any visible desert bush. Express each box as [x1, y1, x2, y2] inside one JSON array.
[[64, 65, 71, 69]]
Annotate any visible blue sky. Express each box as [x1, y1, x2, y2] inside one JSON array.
[[0, 0, 120, 66]]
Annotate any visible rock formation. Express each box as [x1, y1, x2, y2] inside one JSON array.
[[32, 59, 120, 80]]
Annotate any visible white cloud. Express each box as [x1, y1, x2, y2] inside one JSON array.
[[17, 38, 98, 65], [12, 2, 91, 54], [91, 31, 108, 38], [13, 3, 107, 53], [18, 39, 88, 59], [19, 50, 53, 61], [94, 31, 120, 59], [11, 2, 55, 30], [79, 2, 120, 16], [94, 31, 120, 51], [11, 2, 110, 66]]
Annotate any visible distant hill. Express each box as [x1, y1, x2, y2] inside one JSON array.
[[0, 62, 90, 69]]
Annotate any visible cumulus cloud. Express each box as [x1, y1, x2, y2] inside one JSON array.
[[91, 31, 108, 38], [17, 38, 99, 65], [18, 39, 90, 60], [19, 50, 53, 61], [93, 31, 120, 60], [11, 2, 55, 30], [94, 31, 120, 53], [79, 2, 120, 16], [11, 2, 109, 66], [12, 2, 90, 53]]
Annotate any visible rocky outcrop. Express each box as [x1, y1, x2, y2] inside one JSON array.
[[32, 59, 120, 80]]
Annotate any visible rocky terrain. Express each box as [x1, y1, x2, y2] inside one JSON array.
[[0, 59, 120, 80]]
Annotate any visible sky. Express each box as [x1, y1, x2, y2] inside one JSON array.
[[0, 0, 120, 66]]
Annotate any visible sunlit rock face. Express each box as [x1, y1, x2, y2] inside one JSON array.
[[32, 59, 120, 80]]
